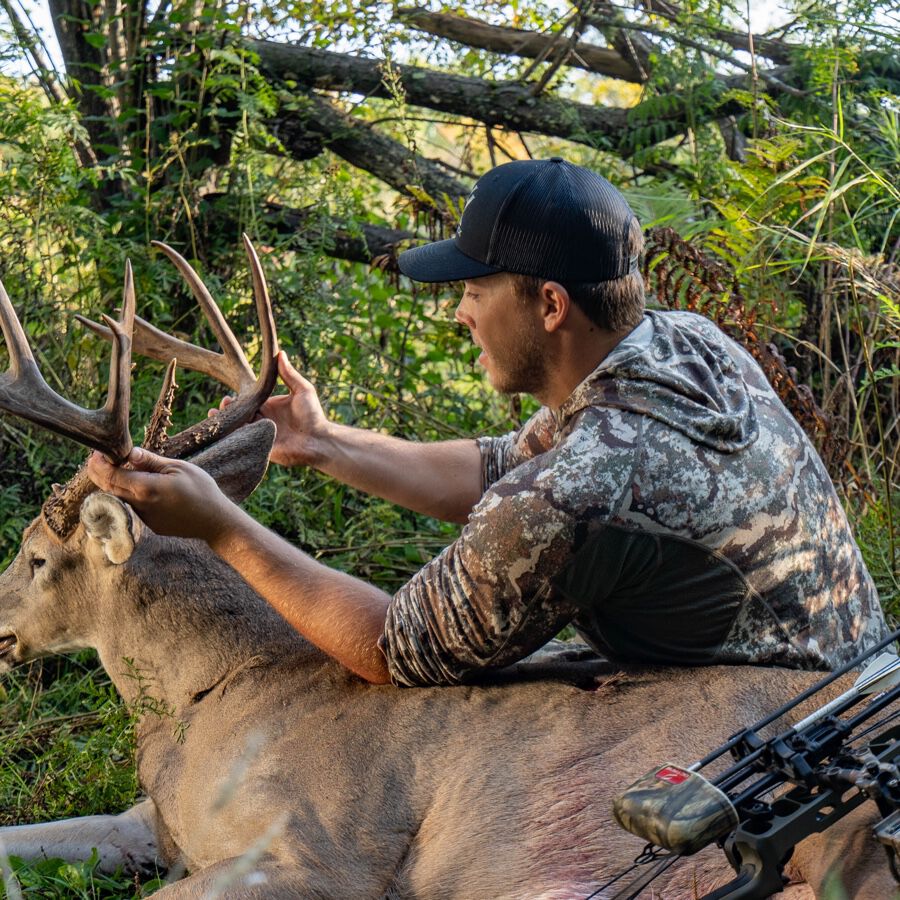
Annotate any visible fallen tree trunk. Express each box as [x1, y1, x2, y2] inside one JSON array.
[[251, 40, 756, 156]]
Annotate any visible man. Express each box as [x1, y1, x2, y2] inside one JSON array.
[[87, 157, 888, 687]]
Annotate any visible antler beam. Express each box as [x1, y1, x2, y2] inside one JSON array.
[[0, 263, 135, 463]]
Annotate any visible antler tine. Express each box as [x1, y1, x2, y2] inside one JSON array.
[[76, 242, 263, 395], [159, 236, 280, 458], [0, 278, 37, 375], [242, 232, 279, 397], [102, 260, 136, 454], [70, 239, 279, 460], [75, 313, 249, 395], [151, 241, 257, 391], [143, 358, 178, 454], [0, 267, 134, 464]]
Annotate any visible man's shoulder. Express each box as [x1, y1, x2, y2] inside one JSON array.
[[473, 406, 640, 522]]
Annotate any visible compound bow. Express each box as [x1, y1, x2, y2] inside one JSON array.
[[608, 628, 900, 899]]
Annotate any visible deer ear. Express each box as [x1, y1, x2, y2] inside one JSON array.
[[187, 418, 275, 503], [81, 493, 144, 565]]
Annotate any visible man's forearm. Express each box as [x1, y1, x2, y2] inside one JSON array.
[[210, 506, 393, 684], [310, 425, 483, 524]]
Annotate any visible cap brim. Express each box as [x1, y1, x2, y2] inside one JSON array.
[[397, 238, 501, 283]]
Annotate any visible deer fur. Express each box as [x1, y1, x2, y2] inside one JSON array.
[[0, 420, 896, 899]]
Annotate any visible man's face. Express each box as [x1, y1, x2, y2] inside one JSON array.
[[455, 273, 549, 396]]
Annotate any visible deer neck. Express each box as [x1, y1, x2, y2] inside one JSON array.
[[94, 536, 314, 712]]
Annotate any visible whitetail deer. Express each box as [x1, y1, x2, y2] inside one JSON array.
[[0, 241, 895, 899]]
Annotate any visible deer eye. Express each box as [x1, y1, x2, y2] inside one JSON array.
[[29, 557, 46, 577]]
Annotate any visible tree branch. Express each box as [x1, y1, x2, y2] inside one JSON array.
[[198, 194, 415, 266], [395, 6, 644, 83], [269, 93, 467, 205], [251, 40, 778, 158], [263, 201, 415, 264], [638, 0, 796, 64], [251, 41, 632, 147], [586, 0, 655, 80], [0, 0, 100, 167], [0, 0, 69, 104], [584, 13, 805, 97]]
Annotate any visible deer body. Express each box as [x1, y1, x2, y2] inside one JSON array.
[[0, 485, 896, 899]]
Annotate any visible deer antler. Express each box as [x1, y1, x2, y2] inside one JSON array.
[[11, 235, 279, 541], [0, 262, 136, 463], [76, 234, 280, 459]]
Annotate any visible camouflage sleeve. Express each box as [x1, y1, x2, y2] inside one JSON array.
[[475, 406, 557, 492], [381, 452, 583, 687]]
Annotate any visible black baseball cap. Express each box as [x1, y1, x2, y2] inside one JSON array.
[[398, 157, 638, 284]]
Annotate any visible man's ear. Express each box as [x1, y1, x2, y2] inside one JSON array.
[[81, 493, 144, 565], [188, 418, 276, 503], [540, 281, 571, 333]]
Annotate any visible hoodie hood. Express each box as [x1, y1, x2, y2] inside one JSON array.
[[556, 310, 759, 452]]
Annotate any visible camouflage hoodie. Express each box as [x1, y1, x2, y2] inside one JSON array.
[[382, 310, 888, 687]]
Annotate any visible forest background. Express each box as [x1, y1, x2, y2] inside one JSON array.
[[0, 0, 897, 895]]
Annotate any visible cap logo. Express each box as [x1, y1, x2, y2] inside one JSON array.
[[456, 185, 478, 238]]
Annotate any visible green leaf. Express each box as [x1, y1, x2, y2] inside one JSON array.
[[83, 32, 107, 49]]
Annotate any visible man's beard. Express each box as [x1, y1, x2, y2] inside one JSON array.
[[488, 317, 549, 397]]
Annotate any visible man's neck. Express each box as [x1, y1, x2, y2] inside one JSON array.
[[536, 323, 636, 410]]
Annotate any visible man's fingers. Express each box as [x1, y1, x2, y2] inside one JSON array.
[[276, 351, 312, 392], [207, 395, 234, 418], [127, 447, 173, 473], [87, 449, 181, 504], [86, 451, 118, 493], [87, 451, 143, 501]]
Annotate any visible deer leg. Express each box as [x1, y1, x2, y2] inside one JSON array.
[[0, 798, 164, 877], [789, 803, 900, 899]]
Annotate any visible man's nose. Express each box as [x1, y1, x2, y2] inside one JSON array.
[[455, 296, 473, 328]]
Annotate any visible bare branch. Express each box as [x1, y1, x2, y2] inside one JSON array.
[[584, 14, 805, 97], [638, 0, 796, 64], [395, 6, 644, 83], [269, 92, 468, 205], [586, 0, 655, 81]]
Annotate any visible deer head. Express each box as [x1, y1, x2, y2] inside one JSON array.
[[0, 237, 280, 677]]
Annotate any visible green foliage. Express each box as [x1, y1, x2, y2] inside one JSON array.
[[2, 851, 164, 899], [0, 656, 137, 826]]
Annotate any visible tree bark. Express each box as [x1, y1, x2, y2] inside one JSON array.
[[48, 0, 119, 153], [252, 41, 673, 151], [269, 94, 468, 205], [395, 6, 644, 83]]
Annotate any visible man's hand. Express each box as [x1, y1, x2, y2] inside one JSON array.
[[219, 350, 482, 523], [86, 448, 236, 543], [254, 351, 332, 468]]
